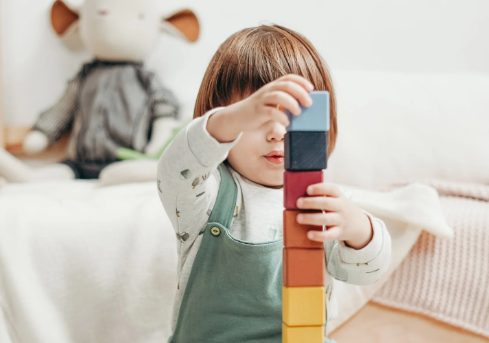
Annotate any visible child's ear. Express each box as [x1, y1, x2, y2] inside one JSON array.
[[161, 9, 200, 42], [50, 0, 83, 51]]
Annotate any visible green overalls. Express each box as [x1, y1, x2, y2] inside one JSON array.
[[168, 164, 335, 343]]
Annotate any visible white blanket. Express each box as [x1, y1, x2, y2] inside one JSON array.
[[0, 180, 451, 342]]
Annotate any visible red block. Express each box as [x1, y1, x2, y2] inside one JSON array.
[[283, 248, 325, 287], [284, 171, 323, 210], [283, 210, 324, 249]]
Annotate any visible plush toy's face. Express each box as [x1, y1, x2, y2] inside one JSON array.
[[80, 0, 161, 61], [51, 0, 200, 61]]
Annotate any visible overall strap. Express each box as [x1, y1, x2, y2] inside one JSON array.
[[207, 163, 238, 229]]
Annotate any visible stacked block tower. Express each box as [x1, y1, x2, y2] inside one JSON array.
[[282, 91, 330, 343]]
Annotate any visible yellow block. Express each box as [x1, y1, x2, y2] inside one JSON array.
[[283, 286, 325, 326], [282, 323, 324, 343]]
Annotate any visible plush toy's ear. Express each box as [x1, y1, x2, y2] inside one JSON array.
[[51, 0, 79, 35], [161, 9, 200, 42], [50, 0, 83, 51]]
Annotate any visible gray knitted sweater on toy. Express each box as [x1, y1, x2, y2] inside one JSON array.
[[33, 60, 179, 164]]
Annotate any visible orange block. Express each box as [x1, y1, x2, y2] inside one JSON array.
[[283, 210, 323, 249], [283, 248, 325, 287]]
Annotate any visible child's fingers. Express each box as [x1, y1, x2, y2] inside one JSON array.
[[307, 183, 343, 198], [308, 226, 342, 242], [264, 91, 302, 115], [296, 196, 340, 211], [297, 211, 341, 227], [269, 81, 312, 109], [277, 74, 314, 92], [263, 106, 290, 127]]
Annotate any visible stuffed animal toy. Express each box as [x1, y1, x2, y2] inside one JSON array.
[[0, 0, 199, 182]]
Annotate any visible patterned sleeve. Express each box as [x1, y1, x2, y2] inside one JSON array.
[[156, 107, 242, 262], [148, 74, 180, 120], [324, 210, 392, 285], [32, 77, 80, 145]]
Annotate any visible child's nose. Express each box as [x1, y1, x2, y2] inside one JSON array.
[[266, 122, 286, 142]]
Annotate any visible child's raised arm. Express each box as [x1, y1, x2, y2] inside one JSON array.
[[156, 108, 240, 251]]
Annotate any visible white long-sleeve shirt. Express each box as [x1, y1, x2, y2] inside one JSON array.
[[156, 108, 392, 334]]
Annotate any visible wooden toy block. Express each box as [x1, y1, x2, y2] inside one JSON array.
[[284, 170, 323, 210], [283, 248, 325, 287], [283, 210, 323, 249], [282, 323, 324, 343], [282, 286, 325, 326], [286, 91, 330, 132], [284, 132, 327, 171]]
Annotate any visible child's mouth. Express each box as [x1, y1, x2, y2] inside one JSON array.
[[264, 151, 284, 165]]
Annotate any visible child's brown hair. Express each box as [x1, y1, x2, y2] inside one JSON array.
[[194, 24, 338, 156]]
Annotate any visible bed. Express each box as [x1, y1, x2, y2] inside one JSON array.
[[0, 173, 451, 342]]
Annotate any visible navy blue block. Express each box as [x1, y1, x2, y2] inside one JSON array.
[[285, 132, 327, 171]]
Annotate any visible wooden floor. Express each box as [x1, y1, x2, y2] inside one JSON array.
[[330, 302, 489, 343]]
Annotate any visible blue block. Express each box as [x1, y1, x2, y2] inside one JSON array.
[[286, 91, 330, 132], [285, 131, 327, 171]]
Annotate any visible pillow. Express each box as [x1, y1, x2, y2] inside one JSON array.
[[324, 71, 489, 189]]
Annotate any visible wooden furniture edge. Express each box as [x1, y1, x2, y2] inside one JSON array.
[[4, 126, 32, 154], [4, 126, 68, 159]]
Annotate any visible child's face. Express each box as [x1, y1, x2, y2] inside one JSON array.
[[227, 120, 286, 187]]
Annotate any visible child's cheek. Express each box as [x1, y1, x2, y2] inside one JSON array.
[[233, 131, 260, 160], [227, 143, 248, 173], [227, 133, 261, 173]]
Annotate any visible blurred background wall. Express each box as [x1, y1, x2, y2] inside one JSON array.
[[1, 0, 488, 127]]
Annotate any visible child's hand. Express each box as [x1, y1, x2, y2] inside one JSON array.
[[207, 74, 314, 143], [296, 183, 374, 250]]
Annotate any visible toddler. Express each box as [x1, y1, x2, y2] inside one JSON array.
[[157, 24, 391, 343]]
